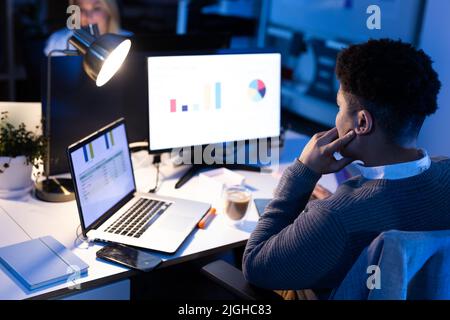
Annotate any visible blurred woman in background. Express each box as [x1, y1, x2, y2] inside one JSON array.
[[44, 0, 131, 55]]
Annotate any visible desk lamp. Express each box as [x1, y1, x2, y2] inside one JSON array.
[[35, 25, 131, 202]]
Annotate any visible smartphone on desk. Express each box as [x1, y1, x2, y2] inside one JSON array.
[[96, 243, 162, 272], [254, 199, 271, 217]]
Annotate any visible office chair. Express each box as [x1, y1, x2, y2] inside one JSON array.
[[202, 229, 450, 300], [202, 260, 282, 300], [332, 229, 450, 300]]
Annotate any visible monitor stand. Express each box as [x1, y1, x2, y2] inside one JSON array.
[[175, 164, 262, 189]]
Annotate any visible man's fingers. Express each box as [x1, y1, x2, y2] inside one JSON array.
[[324, 130, 356, 154], [314, 130, 330, 140], [318, 128, 338, 143], [329, 157, 354, 172]]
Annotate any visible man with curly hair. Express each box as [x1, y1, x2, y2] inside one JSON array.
[[243, 39, 449, 299]]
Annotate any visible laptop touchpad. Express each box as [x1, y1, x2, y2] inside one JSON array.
[[164, 216, 193, 232]]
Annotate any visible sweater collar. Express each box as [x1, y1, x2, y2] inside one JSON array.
[[355, 149, 431, 180]]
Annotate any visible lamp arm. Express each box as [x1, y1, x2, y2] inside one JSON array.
[[44, 49, 80, 179]]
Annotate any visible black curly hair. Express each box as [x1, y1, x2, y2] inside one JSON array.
[[336, 39, 441, 142]]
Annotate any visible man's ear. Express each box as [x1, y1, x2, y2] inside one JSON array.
[[355, 110, 373, 135]]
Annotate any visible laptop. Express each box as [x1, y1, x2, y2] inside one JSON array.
[[67, 118, 211, 253]]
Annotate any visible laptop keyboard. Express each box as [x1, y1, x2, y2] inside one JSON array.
[[105, 198, 172, 238]]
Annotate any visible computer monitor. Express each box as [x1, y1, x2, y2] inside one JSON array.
[[147, 51, 281, 153]]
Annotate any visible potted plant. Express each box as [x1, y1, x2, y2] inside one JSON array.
[[0, 112, 46, 198]]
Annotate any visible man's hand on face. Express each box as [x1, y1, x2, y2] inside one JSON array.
[[299, 128, 356, 175]]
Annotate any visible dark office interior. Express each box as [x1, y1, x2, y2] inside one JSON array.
[[1, 0, 450, 304]]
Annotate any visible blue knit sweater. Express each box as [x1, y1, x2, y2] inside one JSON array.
[[243, 157, 450, 291]]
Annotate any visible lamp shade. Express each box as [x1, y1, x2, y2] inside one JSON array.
[[69, 30, 131, 87]]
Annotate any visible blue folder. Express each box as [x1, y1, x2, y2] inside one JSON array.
[[0, 236, 89, 291]]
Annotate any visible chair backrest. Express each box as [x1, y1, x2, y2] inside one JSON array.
[[331, 229, 450, 300]]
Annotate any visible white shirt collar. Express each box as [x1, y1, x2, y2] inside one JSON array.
[[355, 149, 431, 180]]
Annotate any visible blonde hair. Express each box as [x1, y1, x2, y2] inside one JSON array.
[[70, 0, 121, 34]]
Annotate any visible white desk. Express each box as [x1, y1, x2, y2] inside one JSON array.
[[0, 131, 339, 300]]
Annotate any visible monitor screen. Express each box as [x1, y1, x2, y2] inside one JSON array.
[[147, 52, 281, 152], [69, 122, 135, 230]]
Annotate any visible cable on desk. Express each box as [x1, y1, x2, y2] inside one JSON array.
[[149, 155, 162, 193], [74, 224, 93, 249]]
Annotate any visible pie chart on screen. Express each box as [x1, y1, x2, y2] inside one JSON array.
[[249, 79, 267, 102]]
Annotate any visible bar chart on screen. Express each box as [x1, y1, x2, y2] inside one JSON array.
[[165, 78, 269, 115], [169, 82, 223, 113]]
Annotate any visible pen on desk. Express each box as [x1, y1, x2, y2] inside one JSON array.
[[198, 208, 217, 229]]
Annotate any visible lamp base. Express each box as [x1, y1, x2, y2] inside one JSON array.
[[35, 178, 75, 203]]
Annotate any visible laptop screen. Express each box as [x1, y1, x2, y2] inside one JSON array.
[[69, 122, 135, 230]]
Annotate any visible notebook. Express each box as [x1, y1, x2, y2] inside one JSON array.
[[0, 236, 89, 291]]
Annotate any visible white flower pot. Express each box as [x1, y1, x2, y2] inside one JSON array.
[[0, 156, 33, 192]]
